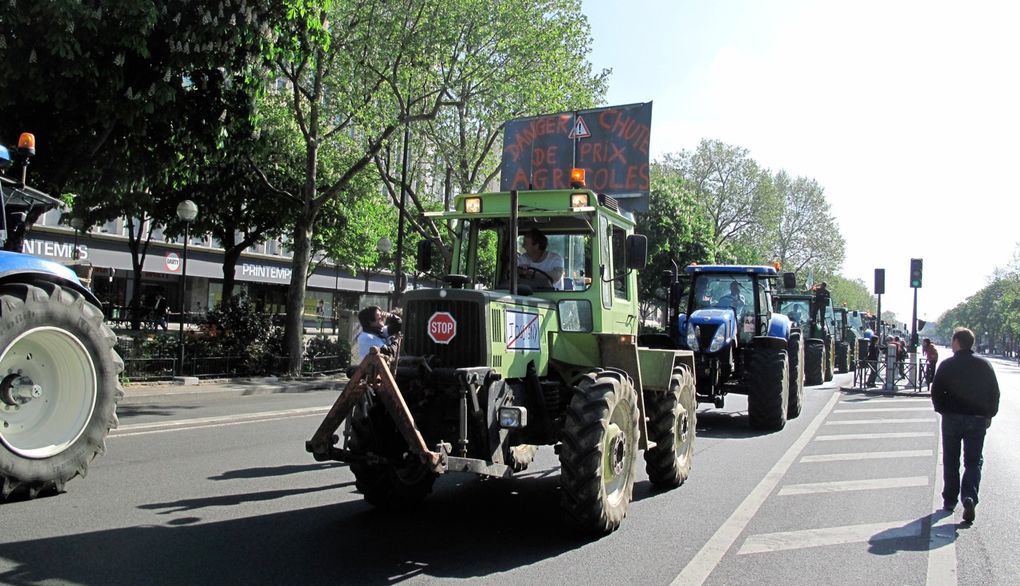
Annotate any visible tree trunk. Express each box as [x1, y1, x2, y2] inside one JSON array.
[[221, 245, 243, 303], [283, 211, 315, 375]]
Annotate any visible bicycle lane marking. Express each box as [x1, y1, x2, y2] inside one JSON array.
[[671, 390, 841, 586], [109, 406, 331, 438]]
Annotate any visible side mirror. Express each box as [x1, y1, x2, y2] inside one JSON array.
[[625, 234, 648, 270], [782, 272, 797, 290], [416, 239, 433, 273]]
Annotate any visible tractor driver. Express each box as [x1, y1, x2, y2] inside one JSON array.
[[517, 228, 564, 289], [715, 281, 746, 316]]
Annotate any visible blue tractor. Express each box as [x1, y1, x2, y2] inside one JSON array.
[[669, 265, 803, 430], [0, 133, 123, 500]]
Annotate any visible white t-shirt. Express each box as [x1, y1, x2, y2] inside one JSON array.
[[518, 251, 565, 289], [357, 325, 390, 362]]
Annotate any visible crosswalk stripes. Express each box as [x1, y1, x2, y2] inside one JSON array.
[[675, 390, 948, 586], [727, 392, 947, 580]]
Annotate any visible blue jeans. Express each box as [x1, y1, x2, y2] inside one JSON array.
[[941, 413, 988, 506]]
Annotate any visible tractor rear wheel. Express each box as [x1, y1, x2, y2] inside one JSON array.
[[824, 336, 834, 381], [560, 370, 639, 534], [348, 409, 437, 509], [804, 338, 825, 386], [643, 366, 696, 488], [747, 346, 789, 431], [0, 282, 123, 500], [787, 333, 804, 419], [835, 341, 849, 373]]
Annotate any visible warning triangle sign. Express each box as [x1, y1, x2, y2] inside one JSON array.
[[568, 116, 591, 139]]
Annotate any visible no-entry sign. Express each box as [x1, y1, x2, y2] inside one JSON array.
[[427, 312, 457, 344]]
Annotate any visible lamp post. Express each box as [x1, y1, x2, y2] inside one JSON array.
[[176, 200, 198, 376], [70, 217, 84, 260]]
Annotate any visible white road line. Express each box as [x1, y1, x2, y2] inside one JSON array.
[[110, 406, 331, 438], [825, 418, 936, 425], [671, 391, 841, 586], [778, 476, 929, 496], [833, 407, 932, 413], [737, 519, 924, 555], [800, 449, 933, 463], [927, 420, 958, 586], [816, 432, 934, 441], [841, 398, 930, 403]]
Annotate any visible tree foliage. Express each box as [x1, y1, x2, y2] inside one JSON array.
[[661, 139, 780, 264], [771, 170, 844, 275], [937, 248, 1020, 353]]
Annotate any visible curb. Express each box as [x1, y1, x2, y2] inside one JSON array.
[[839, 385, 931, 398]]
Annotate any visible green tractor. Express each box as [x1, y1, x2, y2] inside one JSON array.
[[773, 277, 835, 386], [307, 183, 697, 534]]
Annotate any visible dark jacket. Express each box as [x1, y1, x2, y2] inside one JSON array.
[[931, 349, 1000, 418]]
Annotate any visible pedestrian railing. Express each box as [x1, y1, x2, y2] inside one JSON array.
[[121, 354, 349, 382], [853, 357, 923, 390]]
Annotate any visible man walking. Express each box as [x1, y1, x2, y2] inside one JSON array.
[[931, 327, 1000, 523]]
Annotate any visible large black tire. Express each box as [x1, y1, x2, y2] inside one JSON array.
[[0, 282, 123, 500], [824, 336, 834, 382], [787, 334, 804, 419], [348, 408, 437, 509], [835, 342, 849, 373], [747, 347, 789, 431], [804, 338, 825, 386], [560, 370, 640, 533], [643, 366, 696, 488]]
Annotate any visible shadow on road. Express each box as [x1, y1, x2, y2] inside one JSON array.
[[695, 408, 779, 439], [0, 472, 602, 585], [209, 462, 347, 481], [867, 510, 957, 556], [138, 482, 355, 514], [114, 403, 203, 418]]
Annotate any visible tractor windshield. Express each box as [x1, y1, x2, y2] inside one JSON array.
[[451, 217, 593, 292], [692, 275, 754, 316], [778, 299, 809, 326]]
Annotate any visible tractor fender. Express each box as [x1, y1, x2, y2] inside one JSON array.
[[0, 251, 101, 307], [752, 335, 790, 351]]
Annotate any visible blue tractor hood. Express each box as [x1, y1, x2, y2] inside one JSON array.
[[0, 250, 100, 306]]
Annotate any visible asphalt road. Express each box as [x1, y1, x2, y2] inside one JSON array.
[[1, 347, 1016, 585]]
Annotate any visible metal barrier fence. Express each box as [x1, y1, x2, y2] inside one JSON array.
[[122, 354, 348, 382], [853, 357, 923, 391]]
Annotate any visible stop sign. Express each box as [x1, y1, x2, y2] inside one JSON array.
[[427, 312, 457, 344]]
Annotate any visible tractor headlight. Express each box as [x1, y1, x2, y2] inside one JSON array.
[[687, 325, 699, 350], [707, 327, 728, 353], [498, 406, 528, 429]]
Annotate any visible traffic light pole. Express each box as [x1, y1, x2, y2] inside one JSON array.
[[911, 287, 918, 351]]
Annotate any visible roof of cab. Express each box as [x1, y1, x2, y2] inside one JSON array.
[[684, 265, 779, 275]]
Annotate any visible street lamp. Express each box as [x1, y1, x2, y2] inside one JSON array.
[[176, 200, 198, 376], [70, 217, 84, 260]]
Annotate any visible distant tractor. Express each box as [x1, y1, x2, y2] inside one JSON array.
[[667, 264, 802, 430], [833, 307, 864, 373], [774, 278, 835, 387]]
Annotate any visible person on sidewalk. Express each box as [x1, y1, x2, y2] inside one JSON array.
[[922, 338, 939, 389], [865, 335, 880, 387], [931, 327, 1000, 523]]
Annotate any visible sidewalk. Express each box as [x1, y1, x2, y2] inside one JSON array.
[[121, 374, 349, 400]]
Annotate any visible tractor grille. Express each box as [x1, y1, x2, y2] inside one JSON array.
[[697, 323, 719, 351], [404, 298, 485, 368]]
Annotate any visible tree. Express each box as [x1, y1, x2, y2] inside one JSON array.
[[373, 0, 608, 266], [661, 140, 780, 263], [771, 171, 844, 274], [635, 163, 715, 325]]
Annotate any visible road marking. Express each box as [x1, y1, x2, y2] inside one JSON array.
[[833, 407, 932, 413], [816, 431, 934, 441], [841, 398, 929, 404], [778, 476, 929, 496], [110, 406, 331, 438], [825, 418, 936, 425], [800, 449, 932, 463], [927, 421, 958, 586], [671, 391, 841, 586], [737, 519, 924, 555]]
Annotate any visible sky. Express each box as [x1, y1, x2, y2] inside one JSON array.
[[581, 0, 1020, 324]]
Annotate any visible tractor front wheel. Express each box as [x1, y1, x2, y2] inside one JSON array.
[[0, 282, 123, 500], [804, 339, 825, 386], [348, 409, 437, 509], [747, 346, 789, 431], [644, 366, 696, 488], [560, 370, 639, 534]]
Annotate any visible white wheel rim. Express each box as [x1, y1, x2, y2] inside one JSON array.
[[0, 327, 98, 458]]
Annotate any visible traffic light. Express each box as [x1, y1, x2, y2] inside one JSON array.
[[874, 268, 885, 294], [909, 258, 923, 288]]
